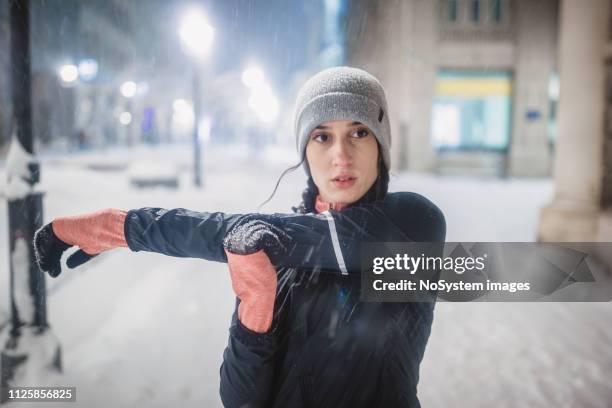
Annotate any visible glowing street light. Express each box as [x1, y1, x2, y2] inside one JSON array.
[[179, 9, 215, 60], [242, 66, 279, 123], [78, 59, 98, 81], [120, 81, 137, 98], [119, 112, 132, 126], [119, 81, 137, 146], [59, 64, 78, 84], [241, 66, 265, 88], [172, 98, 195, 130], [178, 7, 215, 188], [248, 86, 279, 123]]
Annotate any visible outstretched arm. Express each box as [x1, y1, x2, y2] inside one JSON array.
[[124, 207, 346, 268], [124, 192, 446, 275], [34, 192, 445, 278], [124, 208, 244, 262]]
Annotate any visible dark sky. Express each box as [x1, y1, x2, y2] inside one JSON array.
[[206, 0, 314, 78], [27, 0, 318, 88]]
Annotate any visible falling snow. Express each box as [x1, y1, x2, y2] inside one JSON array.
[[0, 143, 610, 407]]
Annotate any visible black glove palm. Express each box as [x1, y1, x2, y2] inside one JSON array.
[[33, 223, 97, 278]]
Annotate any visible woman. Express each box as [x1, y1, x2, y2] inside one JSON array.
[[33, 67, 446, 407]]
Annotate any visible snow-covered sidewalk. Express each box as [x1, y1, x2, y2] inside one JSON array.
[[1, 143, 610, 407]]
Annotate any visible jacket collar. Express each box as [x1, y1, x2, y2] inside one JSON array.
[[314, 194, 348, 213]]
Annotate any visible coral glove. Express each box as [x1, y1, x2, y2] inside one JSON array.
[[34, 208, 128, 278], [52, 208, 128, 254], [225, 249, 277, 334], [222, 215, 291, 333]]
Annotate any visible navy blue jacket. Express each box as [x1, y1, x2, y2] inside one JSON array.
[[123, 192, 446, 407]]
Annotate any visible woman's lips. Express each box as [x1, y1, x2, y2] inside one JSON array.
[[332, 176, 357, 189]]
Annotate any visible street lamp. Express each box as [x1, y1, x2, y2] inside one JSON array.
[[58, 64, 78, 85], [248, 86, 279, 124], [241, 65, 279, 155], [77, 59, 98, 82], [241, 66, 265, 88], [2, 1, 61, 399], [119, 112, 132, 126], [179, 8, 214, 187], [242, 66, 279, 124], [120, 81, 137, 98], [179, 9, 215, 61], [119, 81, 137, 146]]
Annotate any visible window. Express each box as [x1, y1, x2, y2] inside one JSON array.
[[432, 71, 513, 150], [490, 0, 503, 23], [448, 0, 459, 22], [470, 0, 481, 23]]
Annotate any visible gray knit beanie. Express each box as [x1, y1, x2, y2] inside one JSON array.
[[293, 66, 392, 176]]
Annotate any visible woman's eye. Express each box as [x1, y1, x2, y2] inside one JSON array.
[[313, 134, 329, 142], [352, 128, 370, 138]]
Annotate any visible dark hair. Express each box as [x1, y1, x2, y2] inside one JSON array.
[[258, 140, 390, 213]]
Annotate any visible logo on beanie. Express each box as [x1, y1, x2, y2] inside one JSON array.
[[378, 108, 384, 123]]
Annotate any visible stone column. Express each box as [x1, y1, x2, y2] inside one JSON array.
[[372, 0, 412, 174], [405, 0, 438, 172], [345, 0, 414, 172], [602, 44, 612, 209], [508, 0, 558, 177], [538, 0, 609, 241]]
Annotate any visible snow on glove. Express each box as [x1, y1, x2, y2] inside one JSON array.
[[33, 208, 128, 278], [223, 215, 292, 333], [222, 215, 292, 258], [33, 223, 73, 278]]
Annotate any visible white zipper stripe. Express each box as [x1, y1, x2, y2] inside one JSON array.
[[322, 211, 348, 276]]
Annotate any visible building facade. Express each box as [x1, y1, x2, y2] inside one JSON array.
[[345, 0, 559, 177], [345, 0, 611, 241]]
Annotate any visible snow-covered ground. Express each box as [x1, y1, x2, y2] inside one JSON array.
[[0, 142, 610, 407]]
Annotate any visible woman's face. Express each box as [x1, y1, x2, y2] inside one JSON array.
[[306, 119, 379, 205]]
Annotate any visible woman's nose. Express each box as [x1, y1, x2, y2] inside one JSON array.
[[331, 140, 353, 168]]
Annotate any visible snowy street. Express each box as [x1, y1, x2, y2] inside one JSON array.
[[1, 143, 611, 407]]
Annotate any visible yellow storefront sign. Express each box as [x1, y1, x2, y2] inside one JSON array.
[[436, 78, 512, 97]]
